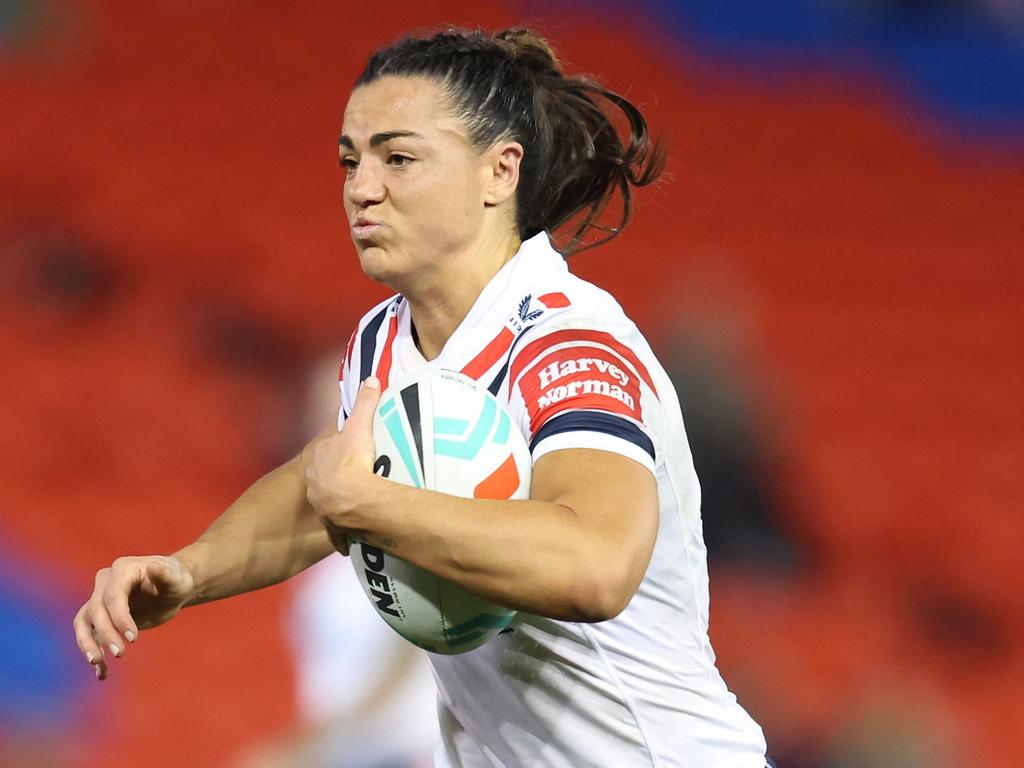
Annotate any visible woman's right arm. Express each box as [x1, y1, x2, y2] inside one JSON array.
[[72, 445, 336, 681]]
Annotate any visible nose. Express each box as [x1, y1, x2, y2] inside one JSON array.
[[345, 159, 386, 209]]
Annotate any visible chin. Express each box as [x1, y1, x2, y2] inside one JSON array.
[[356, 243, 400, 285]]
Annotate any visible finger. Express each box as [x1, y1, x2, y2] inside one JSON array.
[[73, 604, 104, 665], [95, 656, 109, 681], [103, 566, 140, 644], [345, 376, 381, 438], [89, 602, 126, 659], [87, 577, 128, 659]]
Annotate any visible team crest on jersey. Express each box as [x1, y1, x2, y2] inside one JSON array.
[[508, 294, 545, 334]]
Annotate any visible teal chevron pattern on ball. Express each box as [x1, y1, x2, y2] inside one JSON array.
[[434, 395, 497, 460], [361, 369, 531, 654], [493, 409, 510, 446], [434, 418, 470, 436], [380, 397, 423, 488]]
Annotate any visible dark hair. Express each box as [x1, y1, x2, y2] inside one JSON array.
[[355, 28, 666, 255]]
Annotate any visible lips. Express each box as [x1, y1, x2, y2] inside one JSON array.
[[352, 217, 381, 240]]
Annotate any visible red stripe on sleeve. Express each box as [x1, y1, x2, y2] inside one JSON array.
[[340, 328, 357, 382], [509, 329, 658, 399], [461, 326, 515, 380], [375, 314, 400, 389]]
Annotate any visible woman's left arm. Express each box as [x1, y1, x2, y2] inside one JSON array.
[[305, 378, 659, 622]]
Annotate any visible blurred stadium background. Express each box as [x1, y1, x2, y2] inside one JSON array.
[[2, 0, 1022, 766]]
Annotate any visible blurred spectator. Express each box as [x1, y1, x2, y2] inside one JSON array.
[[664, 341, 796, 569], [655, 265, 800, 572]]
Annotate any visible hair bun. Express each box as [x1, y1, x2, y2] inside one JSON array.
[[494, 28, 561, 73]]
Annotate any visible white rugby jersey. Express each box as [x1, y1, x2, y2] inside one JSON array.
[[337, 233, 767, 768]]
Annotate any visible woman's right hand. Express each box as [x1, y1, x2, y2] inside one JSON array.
[[72, 555, 195, 680]]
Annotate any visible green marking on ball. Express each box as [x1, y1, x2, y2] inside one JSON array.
[[434, 417, 470, 436], [434, 397, 496, 459], [382, 408, 423, 488], [493, 409, 511, 445]]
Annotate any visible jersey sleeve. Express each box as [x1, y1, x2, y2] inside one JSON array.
[[507, 321, 659, 473], [336, 327, 358, 430], [337, 294, 402, 430]]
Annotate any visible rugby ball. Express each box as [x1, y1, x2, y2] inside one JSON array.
[[349, 369, 532, 654]]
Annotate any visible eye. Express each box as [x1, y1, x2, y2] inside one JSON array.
[[387, 153, 415, 168], [340, 156, 358, 174]]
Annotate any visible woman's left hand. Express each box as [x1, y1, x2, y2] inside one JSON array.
[[303, 376, 383, 541]]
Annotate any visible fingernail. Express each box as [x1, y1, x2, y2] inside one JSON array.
[[95, 666, 101, 679], [109, 643, 121, 657], [364, 376, 380, 390], [86, 652, 95, 664], [125, 630, 136, 643]]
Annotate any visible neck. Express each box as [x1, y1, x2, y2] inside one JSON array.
[[405, 228, 522, 361]]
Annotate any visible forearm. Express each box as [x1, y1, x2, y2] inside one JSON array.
[[175, 456, 334, 606], [306, 379, 659, 622], [351, 478, 625, 621]]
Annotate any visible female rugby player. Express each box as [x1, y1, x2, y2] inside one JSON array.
[[74, 28, 771, 768]]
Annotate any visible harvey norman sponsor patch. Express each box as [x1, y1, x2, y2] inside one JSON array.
[[519, 345, 644, 433]]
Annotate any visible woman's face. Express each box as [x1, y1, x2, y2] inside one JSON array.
[[339, 75, 499, 288]]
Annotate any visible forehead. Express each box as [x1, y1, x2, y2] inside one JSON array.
[[342, 75, 466, 142]]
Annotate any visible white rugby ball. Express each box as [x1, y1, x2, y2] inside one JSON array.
[[349, 369, 532, 654]]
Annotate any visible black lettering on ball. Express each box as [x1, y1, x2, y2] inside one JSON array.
[[365, 570, 389, 592], [373, 455, 392, 478], [362, 545, 386, 572]]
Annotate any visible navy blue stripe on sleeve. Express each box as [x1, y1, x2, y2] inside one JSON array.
[[359, 302, 391, 383], [529, 411, 655, 462]]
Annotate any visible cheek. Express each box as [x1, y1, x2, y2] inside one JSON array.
[[341, 183, 356, 216], [409, 166, 484, 227], [409, 194, 478, 246]]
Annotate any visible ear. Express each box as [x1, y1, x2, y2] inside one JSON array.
[[483, 140, 523, 207]]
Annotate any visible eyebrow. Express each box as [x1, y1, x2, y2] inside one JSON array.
[[338, 130, 423, 149]]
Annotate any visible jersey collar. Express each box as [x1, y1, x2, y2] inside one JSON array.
[[394, 232, 566, 372]]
